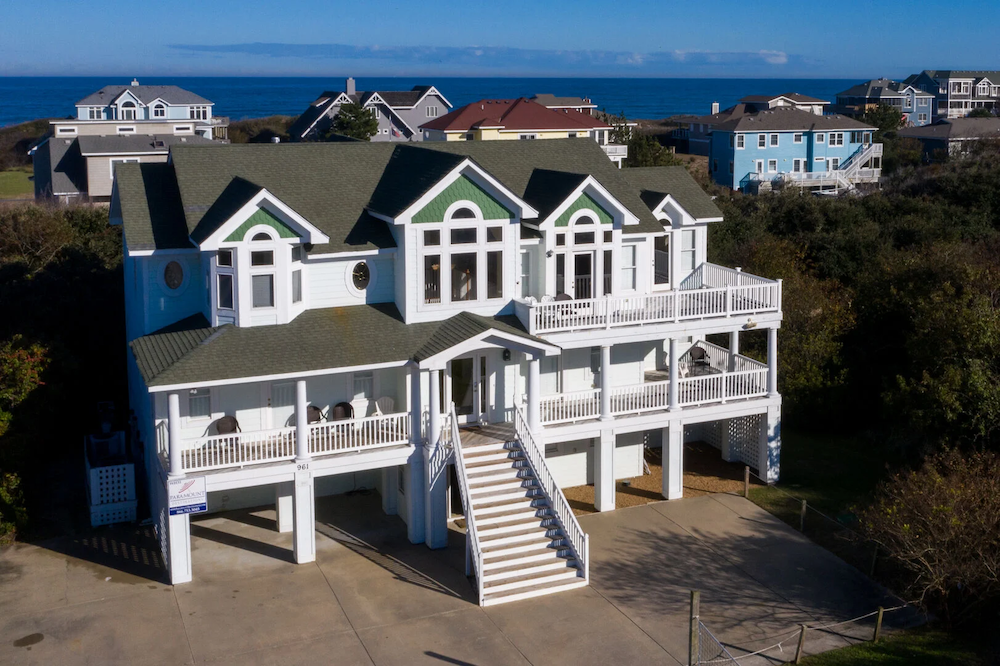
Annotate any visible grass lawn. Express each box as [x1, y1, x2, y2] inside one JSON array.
[[0, 168, 33, 198], [801, 628, 984, 665]]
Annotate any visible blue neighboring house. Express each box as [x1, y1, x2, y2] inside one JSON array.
[[708, 107, 882, 193], [833, 79, 936, 127]]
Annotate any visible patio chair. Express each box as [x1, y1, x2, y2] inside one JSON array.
[[689, 346, 710, 367], [215, 415, 241, 435], [331, 402, 354, 421], [373, 396, 395, 417], [307, 405, 326, 424]]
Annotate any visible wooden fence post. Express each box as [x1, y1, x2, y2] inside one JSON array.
[[799, 499, 807, 532], [689, 589, 700, 666], [794, 624, 807, 664], [744, 466, 750, 499], [873, 606, 884, 642]]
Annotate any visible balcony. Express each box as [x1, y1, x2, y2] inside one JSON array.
[[157, 411, 414, 474], [514, 263, 781, 336], [538, 341, 770, 427], [601, 144, 628, 158]]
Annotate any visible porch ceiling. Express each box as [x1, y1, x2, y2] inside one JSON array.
[[131, 304, 549, 391]]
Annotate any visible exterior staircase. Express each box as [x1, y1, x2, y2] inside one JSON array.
[[451, 408, 589, 606]]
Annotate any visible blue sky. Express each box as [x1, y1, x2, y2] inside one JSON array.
[[2, 0, 999, 78]]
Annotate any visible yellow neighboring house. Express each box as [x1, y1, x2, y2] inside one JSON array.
[[419, 97, 627, 166]]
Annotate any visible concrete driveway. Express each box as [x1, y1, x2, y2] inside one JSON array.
[[0, 491, 905, 665]]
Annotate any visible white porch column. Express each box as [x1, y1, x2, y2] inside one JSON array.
[[767, 328, 779, 397], [424, 368, 448, 549], [295, 379, 309, 461], [428, 369, 441, 447], [527, 355, 541, 432], [662, 421, 683, 500], [409, 367, 422, 447], [729, 330, 740, 372], [404, 452, 426, 544], [381, 467, 399, 516], [275, 481, 293, 533], [292, 470, 315, 564], [166, 512, 192, 584], [599, 345, 613, 422], [594, 429, 616, 511], [668, 338, 679, 412], [167, 392, 182, 477], [758, 406, 781, 484]]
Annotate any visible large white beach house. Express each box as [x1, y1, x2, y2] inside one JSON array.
[[112, 139, 782, 605]]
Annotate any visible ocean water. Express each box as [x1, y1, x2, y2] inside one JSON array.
[[0, 76, 858, 129]]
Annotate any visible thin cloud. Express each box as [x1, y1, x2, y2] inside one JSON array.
[[168, 42, 814, 75]]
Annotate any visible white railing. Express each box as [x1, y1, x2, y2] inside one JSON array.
[[518, 265, 780, 335], [180, 426, 297, 473], [609, 380, 670, 416], [309, 412, 410, 456], [155, 420, 168, 464], [677, 369, 768, 407], [450, 403, 485, 605], [539, 389, 601, 425], [514, 404, 589, 584], [174, 412, 412, 473], [680, 339, 767, 374], [601, 144, 628, 157]]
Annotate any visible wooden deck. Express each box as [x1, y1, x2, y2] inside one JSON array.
[[458, 422, 515, 447]]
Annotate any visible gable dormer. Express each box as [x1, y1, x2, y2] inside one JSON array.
[[367, 148, 536, 323], [195, 179, 329, 328]]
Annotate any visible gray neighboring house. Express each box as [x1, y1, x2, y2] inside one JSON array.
[[288, 78, 452, 142], [31, 79, 225, 203], [897, 117, 1000, 159], [833, 78, 936, 126]]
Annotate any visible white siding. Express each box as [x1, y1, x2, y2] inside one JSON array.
[[143, 253, 205, 335], [308, 254, 395, 308]]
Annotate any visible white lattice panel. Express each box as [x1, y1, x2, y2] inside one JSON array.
[[89, 500, 137, 527], [727, 414, 763, 473], [88, 463, 136, 505]]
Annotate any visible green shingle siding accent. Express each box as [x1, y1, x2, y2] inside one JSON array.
[[411, 175, 513, 223], [553, 192, 613, 227], [225, 207, 299, 242]]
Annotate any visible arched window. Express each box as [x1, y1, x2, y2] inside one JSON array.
[[252, 232, 273, 242], [120, 101, 136, 120], [153, 104, 166, 118], [573, 214, 596, 225], [450, 207, 476, 220]]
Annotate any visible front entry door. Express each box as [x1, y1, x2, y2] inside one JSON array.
[[452, 354, 489, 426]]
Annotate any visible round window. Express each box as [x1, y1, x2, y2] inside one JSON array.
[[164, 261, 184, 290], [352, 262, 370, 290]]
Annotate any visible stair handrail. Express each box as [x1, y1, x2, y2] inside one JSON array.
[[449, 402, 485, 605], [513, 403, 589, 583]]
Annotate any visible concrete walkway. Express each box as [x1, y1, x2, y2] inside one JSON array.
[[0, 492, 906, 665]]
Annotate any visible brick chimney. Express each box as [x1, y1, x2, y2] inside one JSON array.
[[346, 77, 356, 96]]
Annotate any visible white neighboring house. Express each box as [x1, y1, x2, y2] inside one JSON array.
[[31, 79, 226, 203], [111, 139, 782, 604]]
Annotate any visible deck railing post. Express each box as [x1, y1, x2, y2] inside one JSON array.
[[295, 379, 309, 462], [167, 392, 182, 476]]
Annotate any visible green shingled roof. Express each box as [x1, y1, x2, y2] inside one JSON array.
[[130, 304, 547, 388], [116, 139, 667, 253], [115, 162, 194, 251], [623, 166, 724, 221]]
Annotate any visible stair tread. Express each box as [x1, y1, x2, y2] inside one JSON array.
[[485, 558, 577, 579], [483, 569, 583, 592], [483, 578, 588, 605], [482, 544, 568, 563], [474, 506, 549, 522], [470, 489, 541, 505]]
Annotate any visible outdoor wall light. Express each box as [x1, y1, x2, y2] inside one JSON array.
[[502, 349, 511, 361], [546, 250, 554, 258], [744, 319, 758, 330]]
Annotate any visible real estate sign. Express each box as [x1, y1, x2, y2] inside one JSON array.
[[168, 476, 207, 515]]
